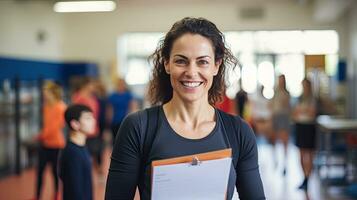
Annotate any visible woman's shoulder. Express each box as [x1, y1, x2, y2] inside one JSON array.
[[218, 110, 257, 161], [122, 109, 143, 125], [118, 106, 161, 146], [122, 106, 161, 127], [218, 110, 251, 132]]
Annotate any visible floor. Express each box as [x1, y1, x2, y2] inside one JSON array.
[[0, 141, 354, 200], [258, 142, 353, 200]]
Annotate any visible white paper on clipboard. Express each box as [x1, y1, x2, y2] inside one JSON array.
[[151, 150, 232, 200]]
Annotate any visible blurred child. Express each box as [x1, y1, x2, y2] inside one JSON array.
[[59, 104, 96, 200]]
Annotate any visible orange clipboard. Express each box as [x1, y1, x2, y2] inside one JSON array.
[[151, 148, 232, 167], [151, 148, 232, 200]]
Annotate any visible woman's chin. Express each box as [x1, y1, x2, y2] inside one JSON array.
[[176, 93, 206, 104]]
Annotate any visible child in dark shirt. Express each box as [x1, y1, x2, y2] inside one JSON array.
[[59, 104, 96, 200]]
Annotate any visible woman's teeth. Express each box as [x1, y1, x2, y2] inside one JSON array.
[[181, 81, 202, 88]]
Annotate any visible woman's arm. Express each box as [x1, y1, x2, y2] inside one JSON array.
[[105, 112, 142, 200], [236, 120, 266, 200]]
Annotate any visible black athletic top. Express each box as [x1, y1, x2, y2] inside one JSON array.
[[59, 141, 93, 200], [105, 106, 265, 200]]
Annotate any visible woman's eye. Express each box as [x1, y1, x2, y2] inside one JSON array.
[[175, 59, 186, 65], [198, 60, 209, 65]]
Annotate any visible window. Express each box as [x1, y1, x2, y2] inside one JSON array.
[[118, 30, 339, 99]]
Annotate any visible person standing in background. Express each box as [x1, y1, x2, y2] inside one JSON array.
[[93, 80, 108, 175], [71, 77, 99, 130], [108, 78, 138, 144], [251, 85, 273, 139], [271, 74, 291, 175], [34, 81, 66, 200], [71, 77, 101, 172], [235, 85, 248, 119], [59, 104, 96, 200], [293, 78, 317, 191]]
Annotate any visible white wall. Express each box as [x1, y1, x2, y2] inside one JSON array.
[[0, 0, 351, 79], [0, 1, 64, 60]]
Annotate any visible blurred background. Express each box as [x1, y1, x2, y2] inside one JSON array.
[[0, 0, 357, 199]]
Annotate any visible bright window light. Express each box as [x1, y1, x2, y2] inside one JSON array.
[[303, 30, 338, 54], [242, 64, 257, 94], [325, 54, 338, 76], [126, 33, 163, 55], [257, 61, 275, 88], [263, 87, 274, 99], [118, 33, 163, 87], [117, 30, 339, 99], [226, 66, 241, 99], [54, 1, 116, 13], [125, 59, 150, 85], [276, 54, 304, 97], [254, 31, 304, 53], [225, 32, 241, 55]]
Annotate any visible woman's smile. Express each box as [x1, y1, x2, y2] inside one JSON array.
[[180, 81, 204, 88]]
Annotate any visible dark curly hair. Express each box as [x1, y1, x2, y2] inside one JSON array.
[[148, 17, 238, 105]]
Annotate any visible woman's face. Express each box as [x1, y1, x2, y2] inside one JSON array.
[[164, 33, 220, 104]]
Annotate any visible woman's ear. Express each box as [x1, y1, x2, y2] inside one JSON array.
[[213, 59, 222, 76], [164, 60, 170, 74], [70, 120, 80, 131]]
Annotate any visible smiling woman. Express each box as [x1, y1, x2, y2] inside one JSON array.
[[163, 34, 220, 104], [105, 17, 266, 200], [148, 18, 237, 106]]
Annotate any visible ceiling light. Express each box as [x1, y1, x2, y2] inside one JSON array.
[[54, 1, 116, 13]]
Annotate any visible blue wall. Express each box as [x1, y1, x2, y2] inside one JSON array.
[[0, 57, 98, 85]]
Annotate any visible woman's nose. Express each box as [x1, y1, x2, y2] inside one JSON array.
[[185, 63, 199, 77]]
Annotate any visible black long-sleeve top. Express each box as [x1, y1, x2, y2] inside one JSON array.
[[59, 141, 93, 200], [105, 106, 265, 200]]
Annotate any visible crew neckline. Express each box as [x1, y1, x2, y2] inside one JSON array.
[[159, 106, 219, 142]]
